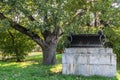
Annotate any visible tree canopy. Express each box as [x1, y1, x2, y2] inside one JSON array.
[[0, 0, 120, 64]]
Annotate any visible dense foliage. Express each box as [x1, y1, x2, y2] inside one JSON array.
[[104, 27, 120, 61], [0, 27, 35, 61]]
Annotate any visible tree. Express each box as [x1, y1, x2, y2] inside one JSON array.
[[0, 27, 35, 62], [0, 0, 67, 65]]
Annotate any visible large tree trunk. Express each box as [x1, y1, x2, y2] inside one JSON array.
[[42, 44, 57, 65], [41, 30, 59, 65], [40, 26, 62, 65], [0, 13, 63, 65]]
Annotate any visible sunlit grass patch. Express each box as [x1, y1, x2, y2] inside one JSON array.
[[28, 52, 42, 56], [50, 64, 62, 73], [0, 62, 17, 67], [117, 63, 120, 80], [117, 72, 120, 79], [26, 52, 42, 61], [18, 61, 39, 68], [0, 61, 38, 68]]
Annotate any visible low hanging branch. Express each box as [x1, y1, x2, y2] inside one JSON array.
[[0, 13, 44, 47]]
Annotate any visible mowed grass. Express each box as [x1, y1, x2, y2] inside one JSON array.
[[0, 52, 119, 80]]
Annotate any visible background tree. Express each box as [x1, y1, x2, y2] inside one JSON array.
[[0, 26, 35, 62]]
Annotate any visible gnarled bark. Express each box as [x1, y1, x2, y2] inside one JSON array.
[[41, 27, 60, 65], [42, 44, 57, 65]]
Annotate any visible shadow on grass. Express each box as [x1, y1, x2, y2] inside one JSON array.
[[0, 53, 119, 80]]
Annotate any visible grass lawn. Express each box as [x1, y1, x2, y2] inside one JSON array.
[[0, 52, 120, 80]]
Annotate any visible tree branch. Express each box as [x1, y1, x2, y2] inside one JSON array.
[[28, 15, 36, 21], [0, 12, 44, 47]]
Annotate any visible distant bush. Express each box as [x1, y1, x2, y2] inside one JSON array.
[[104, 27, 120, 61], [0, 29, 36, 62]]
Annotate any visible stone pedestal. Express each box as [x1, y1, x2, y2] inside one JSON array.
[[62, 48, 116, 77]]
